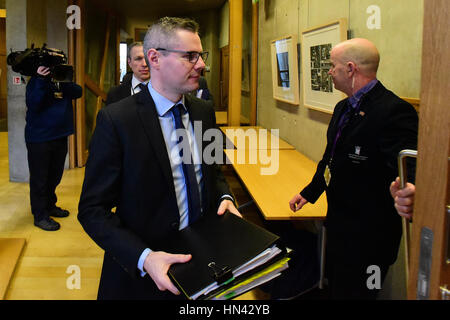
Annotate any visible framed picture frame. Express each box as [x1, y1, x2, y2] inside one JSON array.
[[270, 35, 300, 105], [134, 28, 147, 42], [301, 19, 347, 113]]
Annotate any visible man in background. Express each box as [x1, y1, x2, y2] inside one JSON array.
[[289, 38, 418, 299], [106, 42, 150, 105], [191, 74, 212, 101]]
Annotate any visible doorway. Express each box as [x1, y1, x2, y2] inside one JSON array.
[[0, 16, 6, 132], [219, 45, 229, 112]]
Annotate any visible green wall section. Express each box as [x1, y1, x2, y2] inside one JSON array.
[[84, 1, 118, 146]]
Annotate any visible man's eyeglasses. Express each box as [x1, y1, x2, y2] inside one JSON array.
[[156, 48, 209, 64]]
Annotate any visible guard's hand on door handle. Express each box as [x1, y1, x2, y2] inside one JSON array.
[[390, 177, 415, 219]]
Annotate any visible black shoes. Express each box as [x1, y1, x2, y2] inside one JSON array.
[[49, 207, 70, 218], [34, 207, 69, 231], [34, 217, 61, 231]]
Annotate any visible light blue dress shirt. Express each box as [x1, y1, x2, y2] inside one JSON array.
[[137, 82, 233, 277]]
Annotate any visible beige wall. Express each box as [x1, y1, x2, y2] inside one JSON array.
[[258, 0, 423, 162]]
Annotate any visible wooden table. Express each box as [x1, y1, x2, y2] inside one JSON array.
[[224, 149, 326, 220], [220, 126, 295, 150], [224, 148, 327, 288]]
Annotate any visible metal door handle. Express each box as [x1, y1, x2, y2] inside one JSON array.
[[397, 149, 418, 285], [440, 285, 450, 300], [398, 149, 417, 188]]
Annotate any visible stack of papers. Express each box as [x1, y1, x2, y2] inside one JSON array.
[[159, 211, 290, 300]]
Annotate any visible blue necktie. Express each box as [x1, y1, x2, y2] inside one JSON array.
[[171, 104, 202, 224], [138, 83, 147, 91]]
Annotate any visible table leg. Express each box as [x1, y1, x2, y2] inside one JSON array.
[[317, 222, 326, 289]]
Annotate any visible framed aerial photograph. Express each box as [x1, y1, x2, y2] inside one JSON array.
[[301, 19, 347, 113], [270, 35, 299, 105]]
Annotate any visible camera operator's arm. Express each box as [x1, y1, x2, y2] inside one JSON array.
[[25, 66, 52, 111], [61, 82, 82, 100]]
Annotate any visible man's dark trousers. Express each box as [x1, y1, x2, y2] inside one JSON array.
[[26, 137, 68, 221]]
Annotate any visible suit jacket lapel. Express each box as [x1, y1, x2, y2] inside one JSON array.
[[135, 89, 177, 196]]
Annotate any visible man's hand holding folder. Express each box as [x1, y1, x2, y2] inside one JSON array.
[[144, 251, 193, 295], [143, 199, 242, 295]]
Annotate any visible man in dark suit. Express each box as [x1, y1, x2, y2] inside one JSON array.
[[190, 76, 212, 101], [78, 17, 240, 300], [105, 42, 150, 105], [289, 38, 418, 299]]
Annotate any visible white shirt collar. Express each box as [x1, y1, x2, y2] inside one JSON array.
[[148, 81, 186, 117], [131, 74, 148, 90]]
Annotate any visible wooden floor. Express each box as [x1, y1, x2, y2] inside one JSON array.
[[0, 132, 269, 300], [0, 238, 26, 299], [0, 132, 103, 299]]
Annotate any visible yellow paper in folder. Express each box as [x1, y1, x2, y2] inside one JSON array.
[[212, 257, 290, 300]]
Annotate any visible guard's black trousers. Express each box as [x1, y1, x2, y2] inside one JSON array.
[[325, 250, 390, 300], [26, 137, 68, 221]]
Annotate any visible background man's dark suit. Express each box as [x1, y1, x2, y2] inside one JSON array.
[[300, 82, 418, 296], [78, 88, 231, 299], [105, 72, 132, 106]]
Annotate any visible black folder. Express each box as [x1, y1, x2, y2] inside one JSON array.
[[162, 211, 288, 300]]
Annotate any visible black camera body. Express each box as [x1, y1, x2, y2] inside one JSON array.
[[7, 44, 74, 82]]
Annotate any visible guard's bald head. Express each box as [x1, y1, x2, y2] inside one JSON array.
[[333, 38, 380, 76]]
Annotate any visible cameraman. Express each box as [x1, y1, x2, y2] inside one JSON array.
[[25, 66, 82, 231]]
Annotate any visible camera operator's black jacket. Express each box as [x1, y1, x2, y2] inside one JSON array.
[[25, 77, 82, 143]]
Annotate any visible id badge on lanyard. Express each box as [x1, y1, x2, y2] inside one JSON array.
[[324, 164, 331, 187]]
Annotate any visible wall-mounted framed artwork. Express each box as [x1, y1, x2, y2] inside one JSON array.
[[270, 35, 299, 105], [134, 28, 147, 42], [301, 19, 347, 113]]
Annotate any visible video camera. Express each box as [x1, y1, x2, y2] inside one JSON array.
[[7, 44, 74, 82]]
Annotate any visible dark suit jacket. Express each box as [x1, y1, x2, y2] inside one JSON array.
[[301, 82, 418, 266], [78, 89, 231, 300], [105, 73, 132, 106], [189, 76, 212, 101]]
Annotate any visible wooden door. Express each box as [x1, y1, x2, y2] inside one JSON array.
[[408, 0, 450, 300], [0, 17, 6, 122], [219, 45, 229, 111]]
